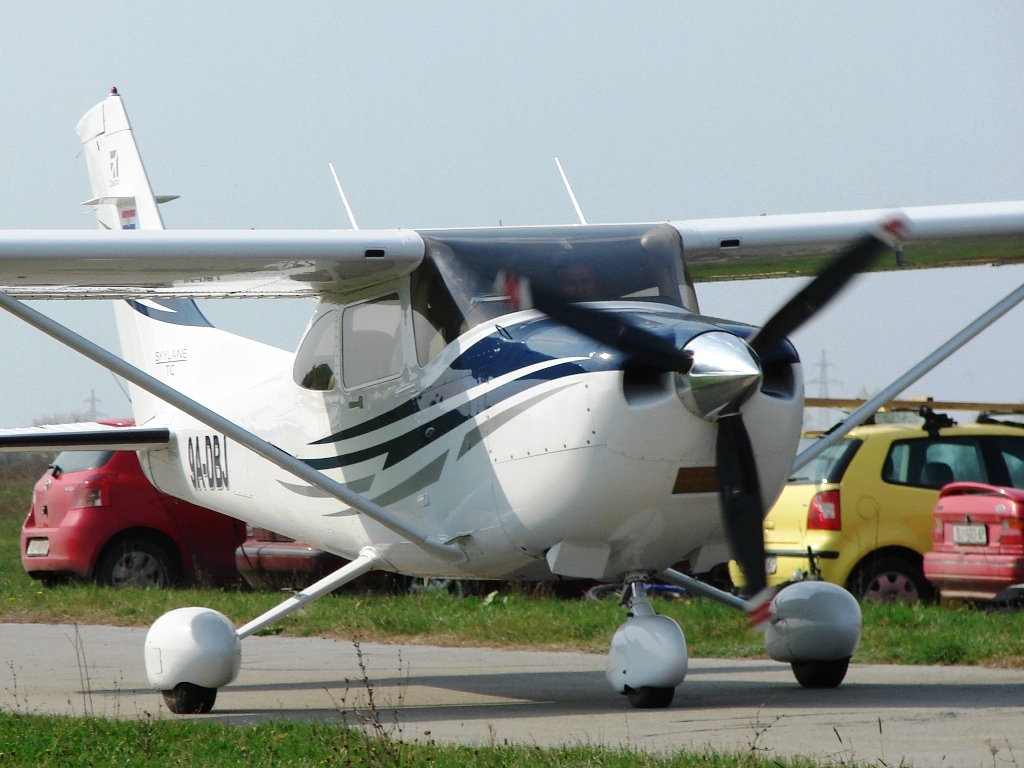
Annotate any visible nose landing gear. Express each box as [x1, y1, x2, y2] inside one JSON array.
[[605, 575, 688, 709]]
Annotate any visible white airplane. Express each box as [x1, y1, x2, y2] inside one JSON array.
[[3, 89, 1024, 715]]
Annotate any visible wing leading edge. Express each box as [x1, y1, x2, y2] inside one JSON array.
[[1, 200, 1023, 298], [0, 229, 426, 298], [674, 200, 1024, 282]]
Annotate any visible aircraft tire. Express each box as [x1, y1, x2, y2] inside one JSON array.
[[625, 686, 675, 709], [790, 657, 850, 689], [162, 682, 218, 714]]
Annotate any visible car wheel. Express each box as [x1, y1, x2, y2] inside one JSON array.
[[95, 537, 180, 588], [36, 573, 68, 588], [847, 555, 932, 605], [586, 583, 623, 601]]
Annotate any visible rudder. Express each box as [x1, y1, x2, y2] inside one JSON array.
[[76, 88, 174, 232]]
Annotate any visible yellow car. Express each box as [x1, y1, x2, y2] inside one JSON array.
[[730, 420, 1024, 603]]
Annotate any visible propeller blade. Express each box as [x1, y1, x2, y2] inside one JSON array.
[[747, 233, 892, 357], [717, 225, 899, 600], [715, 412, 767, 596], [531, 285, 694, 373]]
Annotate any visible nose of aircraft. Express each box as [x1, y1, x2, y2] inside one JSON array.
[[674, 331, 762, 421]]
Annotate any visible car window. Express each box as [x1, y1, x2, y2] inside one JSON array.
[[992, 436, 1024, 488], [50, 450, 114, 474], [882, 438, 988, 489], [789, 438, 862, 484]]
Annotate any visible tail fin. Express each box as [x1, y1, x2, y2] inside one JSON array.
[[77, 90, 292, 427], [76, 88, 176, 232]]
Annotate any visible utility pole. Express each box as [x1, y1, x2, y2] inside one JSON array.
[[805, 350, 842, 430], [84, 389, 101, 421]]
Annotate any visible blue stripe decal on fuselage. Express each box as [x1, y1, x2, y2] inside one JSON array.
[[309, 319, 568, 446], [302, 361, 586, 471], [300, 305, 720, 472], [126, 299, 213, 327]]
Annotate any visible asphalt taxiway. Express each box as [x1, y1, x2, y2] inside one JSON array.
[[2, 623, 1023, 766]]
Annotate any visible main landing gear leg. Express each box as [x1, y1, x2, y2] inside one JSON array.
[[605, 573, 688, 709], [144, 547, 385, 714]]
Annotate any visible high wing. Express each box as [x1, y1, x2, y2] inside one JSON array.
[[0, 228, 425, 298], [675, 202, 1024, 281], [0, 422, 171, 452], [1, 201, 1023, 298], [0, 89, 1022, 297]]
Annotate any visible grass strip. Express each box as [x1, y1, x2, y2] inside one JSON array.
[[0, 712, 824, 768], [5, 481, 1024, 666]]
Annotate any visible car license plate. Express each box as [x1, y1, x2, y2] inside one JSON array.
[[764, 555, 777, 575], [952, 524, 988, 546], [26, 538, 49, 557]]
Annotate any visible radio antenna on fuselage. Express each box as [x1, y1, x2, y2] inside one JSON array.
[[328, 162, 359, 230], [555, 157, 587, 225]]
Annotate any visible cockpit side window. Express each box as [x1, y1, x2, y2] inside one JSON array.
[[411, 259, 466, 366], [293, 307, 339, 391], [342, 293, 403, 388]]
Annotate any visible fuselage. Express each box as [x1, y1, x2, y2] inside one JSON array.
[[135, 297, 803, 582]]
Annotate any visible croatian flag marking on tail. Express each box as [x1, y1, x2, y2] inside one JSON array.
[[121, 209, 137, 230]]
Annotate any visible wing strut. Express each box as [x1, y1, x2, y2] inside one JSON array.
[[236, 548, 384, 639], [0, 291, 464, 564], [794, 279, 1024, 473]]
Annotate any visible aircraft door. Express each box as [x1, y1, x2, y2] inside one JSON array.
[[341, 292, 405, 389]]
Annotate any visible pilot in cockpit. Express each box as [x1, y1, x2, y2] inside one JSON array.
[[556, 260, 602, 302]]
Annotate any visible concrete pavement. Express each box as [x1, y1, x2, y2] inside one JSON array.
[[2, 623, 1024, 766]]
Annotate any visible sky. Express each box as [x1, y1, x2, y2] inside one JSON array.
[[0, 2, 1022, 428]]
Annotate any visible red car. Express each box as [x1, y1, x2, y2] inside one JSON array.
[[21, 446, 245, 588], [924, 482, 1024, 601], [235, 528, 418, 593], [235, 527, 344, 590]]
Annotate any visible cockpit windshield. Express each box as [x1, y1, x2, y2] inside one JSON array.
[[410, 224, 693, 364]]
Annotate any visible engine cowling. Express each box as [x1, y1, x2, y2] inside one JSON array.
[[764, 580, 861, 662]]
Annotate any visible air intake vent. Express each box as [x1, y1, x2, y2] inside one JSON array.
[[621, 364, 672, 406]]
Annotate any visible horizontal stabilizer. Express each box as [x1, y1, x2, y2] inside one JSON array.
[[81, 195, 179, 206], [0, 423, 171, 452]]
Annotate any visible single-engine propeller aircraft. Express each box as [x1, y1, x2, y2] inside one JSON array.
[[3, 90, 1024, 714]]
